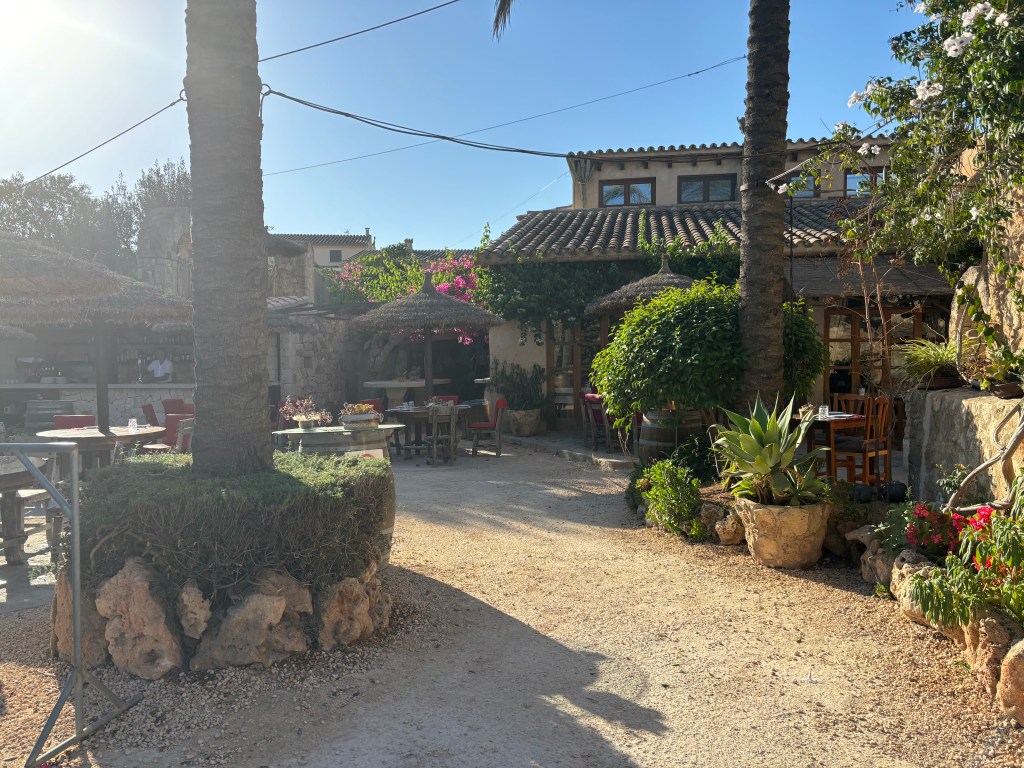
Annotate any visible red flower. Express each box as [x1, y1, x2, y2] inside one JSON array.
[[913, 503, 930, 519]]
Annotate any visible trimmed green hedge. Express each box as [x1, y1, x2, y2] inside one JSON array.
[[79, 452, 394, 609]]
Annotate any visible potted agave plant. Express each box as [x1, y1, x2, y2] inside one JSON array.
[[278, 396, 332, 429], [714, 395, 831, 569], [338, 402, 381, 430]]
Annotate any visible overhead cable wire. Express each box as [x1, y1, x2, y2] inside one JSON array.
[[259, 0, 463, 63], [263, 54, 748, 177], [452, 171, 570, 245], [21, 96, 186, 187]]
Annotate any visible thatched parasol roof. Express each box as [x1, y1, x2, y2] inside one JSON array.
[[0, 232, 126, 299], [0, 234, 192, 327], [356, 272, 503, 333], [0, 324, 36, 342], [585, 256, 694, 316]]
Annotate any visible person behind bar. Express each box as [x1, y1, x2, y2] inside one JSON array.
[[146, 350, 173, 383]]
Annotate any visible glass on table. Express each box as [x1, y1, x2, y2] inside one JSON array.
[[127, 418, 138, 431], [817, 405, 829, 419]]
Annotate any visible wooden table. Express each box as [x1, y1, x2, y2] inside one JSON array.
[[801, 412, 866, 480], [36, 425, 165, 469], [0, 455, 47, 565], [363, 379, 452, 409], [386, 405, 471, 455]]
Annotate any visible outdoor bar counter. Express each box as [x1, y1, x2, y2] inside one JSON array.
[[0, 383, 194, 425]]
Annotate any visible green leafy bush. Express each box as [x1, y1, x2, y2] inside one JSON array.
[[489, 360, 546, 410], [910, 506, 1024, 626], [590, 281, 827, 420], [641, 460, 706, 540], [668, 432, 719, 483], [591, 281, 745, 418], [714, 395, 827, 506], [79, 452, 394, 610], [625, 464, 645, 511], [783, 300, 827, 402]]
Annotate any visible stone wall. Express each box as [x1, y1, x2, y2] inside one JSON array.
[[136, 207, 193, 299], [60, 385, 195, 425], [277, 315, 355, 410], [906, 388, 1024, 502]]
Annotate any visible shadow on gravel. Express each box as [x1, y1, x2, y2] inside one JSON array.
[[390, 449, 632, 531], [294, 567, 666, 768]]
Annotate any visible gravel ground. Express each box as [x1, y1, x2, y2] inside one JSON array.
[[2, 446, 1023, 767]]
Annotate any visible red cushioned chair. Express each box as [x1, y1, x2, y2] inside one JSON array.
[[583, 393, 613, 452], [162, 399, 186, 418], [53, 414, 96, 429], [470, 397, 507, 457], [141, 413, 187, 453], [182, 403, 195, 416], [141, 403, 161, 427]]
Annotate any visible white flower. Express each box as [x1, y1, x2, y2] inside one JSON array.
[[914, 79, 944, 101], [848, 90, 863, 107], [935, 211, 943, 219], [776, 183, 789, 195], [871, 145, 882, 155], [834, 121, 852, 133], [923, 211, 933, 221], [910, 217, 919, 226], [970, 206, 981, 219], [914, 1, 927, 12], [943, 32, 974, 56], [931, 13, 941, 20], [962, 3, 992, 25], [996, 12, 1010, 26], [858, 142, 872, 156]]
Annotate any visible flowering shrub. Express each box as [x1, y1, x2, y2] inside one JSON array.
[[338, 402, 380, 418], [875, 501, 960, 558], [278, 396, 332, 425], [911, 506, 1024, 626]]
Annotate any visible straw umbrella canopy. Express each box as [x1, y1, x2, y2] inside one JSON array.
[[0, 234, 192, 430], [356, 272, 503, 399], [585, 255, 695, 317], [0, 325, 36, 343]]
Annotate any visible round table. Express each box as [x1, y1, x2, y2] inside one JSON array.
[[273, 424, 404, 460], [36, 426, 166, 469], [0, 455, 47, 565]]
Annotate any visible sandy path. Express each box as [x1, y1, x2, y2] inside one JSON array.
[[3, 447, 1023, 767]]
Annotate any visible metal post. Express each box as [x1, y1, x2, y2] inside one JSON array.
[[2, 443, 142, 768]]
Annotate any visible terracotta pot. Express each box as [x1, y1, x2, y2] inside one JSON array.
[[992, 382, 1023, 400], [733, 497, 832, 569]]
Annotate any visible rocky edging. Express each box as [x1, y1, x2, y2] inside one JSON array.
[[846, 525, 1024, 725], [51, 557, 392, 679]]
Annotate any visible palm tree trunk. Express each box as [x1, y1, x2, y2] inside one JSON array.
[[739, 0, 790, 407], [184, 0, 272, 473]]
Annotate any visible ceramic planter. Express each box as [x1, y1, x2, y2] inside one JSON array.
[[734, 497, 832, 569], [506, 408, 545, 437]]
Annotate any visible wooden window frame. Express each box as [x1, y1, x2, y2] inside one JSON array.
[[677, 174, 736, 203], [328, 248, 343, 262], [598, 178, 656, 207]]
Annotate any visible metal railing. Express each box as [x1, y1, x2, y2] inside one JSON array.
[[1, 443, 142, 767]]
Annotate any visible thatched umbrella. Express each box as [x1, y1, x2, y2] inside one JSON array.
[[0, 234, 192, 431], [0, 324, 36, 343], [585, 255, 694, 317], [356, 272, 503, 399]]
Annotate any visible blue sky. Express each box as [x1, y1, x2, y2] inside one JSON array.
[[0, 1, 918, 250]]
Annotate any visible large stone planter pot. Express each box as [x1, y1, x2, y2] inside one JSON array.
[[734, 497, 832, 569], [506, 408, 545, 437]]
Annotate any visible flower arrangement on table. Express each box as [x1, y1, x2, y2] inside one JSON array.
[[278, 396, 332, 428], [338, 402, 382, 429]]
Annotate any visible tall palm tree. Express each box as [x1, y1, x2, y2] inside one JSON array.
[[493, 0, 791, 406], [183, 0, 273, 474], [738, 0, 790, 405]]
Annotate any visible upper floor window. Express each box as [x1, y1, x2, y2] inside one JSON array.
[[599, 179, 655, 207], [678, 174, 736, 203], [328, 249, 343, 262], [845, 168, 885, 196], [789, 173, 817, 198]]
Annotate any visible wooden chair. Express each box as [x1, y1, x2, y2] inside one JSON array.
[[470, 397, 507, 457], [176, 418, 194, 452], [4, 455, 63, 562], [423, 404, 458, 465], [835, 396, 892, 489], [53, 414, 95, 429], [141, 403, 161, 427]]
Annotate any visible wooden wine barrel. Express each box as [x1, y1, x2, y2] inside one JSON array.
[[637, 409, 702, 465]]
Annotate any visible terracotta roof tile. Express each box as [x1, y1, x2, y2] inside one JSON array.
[[273, 233, 371, 246], [568, 135, 890, 158], [480, 200, 854, 263]]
